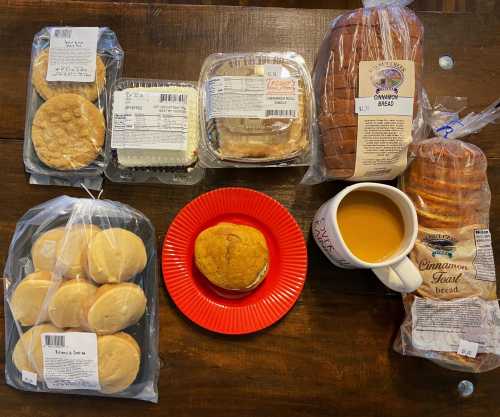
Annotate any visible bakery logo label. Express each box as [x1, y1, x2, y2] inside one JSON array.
[[423, 233, 457, 258], [370, 61, 405, 95]]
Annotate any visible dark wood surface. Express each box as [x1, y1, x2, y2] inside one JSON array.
[[1, 1, 499, 416]]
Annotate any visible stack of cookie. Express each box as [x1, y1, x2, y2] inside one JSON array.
[[9, 224, 149, 394], [316, 5, 424, 179], [30, 49, 106, 171]]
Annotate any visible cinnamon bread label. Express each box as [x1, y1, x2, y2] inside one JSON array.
[[351, 60, 415, 180], [411, 225, 497, 300]]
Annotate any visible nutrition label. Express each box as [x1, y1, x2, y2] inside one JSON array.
[[46, 27, 99, 82], [41, 332, 100, 390], [112, 90, 188, 151], [474, 229, 496, 282], [207, 76, 298, 119], [411, 297, 500, 354]]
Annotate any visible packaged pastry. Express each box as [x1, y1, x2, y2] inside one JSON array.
[[395, 98, 500, 372], [198, 52, 314, 167], [24, 27, 123, 189], [106, 78, 204, 185], [3, 196, 159, 401], [303, 0, 424, 184]]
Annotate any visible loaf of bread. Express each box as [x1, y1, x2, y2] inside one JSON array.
[[315, 4, 424, 179], [403, 138, 489, 229], [395, 137, 498, 372]]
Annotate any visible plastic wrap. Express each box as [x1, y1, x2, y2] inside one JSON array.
[[105, 78, 204, 185], [394, 98, 500, 372], [24, 27, 124, 188], [198, 52, 314, 168], [303, 0, 423, 183], [3, 196, 159, 401]]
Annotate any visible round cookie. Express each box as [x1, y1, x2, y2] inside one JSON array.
[[97, 333, 141, 394], [48, 279, 97, 328], [10, 271, 54, 326], [12, 323, 63, 377], [56, 224, 101, 279], [31, 49, 106, 102], [32, 227, 66, 272], [86, 228, 147, 284], [194, 222, 269, 291], [83, 283, 147, 335], [31, 93, 105, 170]]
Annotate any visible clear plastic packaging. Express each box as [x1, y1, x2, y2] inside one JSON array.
[[24, 27, 124, 188], [394, 97, 500, 372], [3, 196, 159, 401], [198, 52, 314, 168], [303, 0, 424, 183], [105, 78, 204, 185]]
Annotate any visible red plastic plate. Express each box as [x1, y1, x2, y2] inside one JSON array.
[[162, 187, 307, 335]]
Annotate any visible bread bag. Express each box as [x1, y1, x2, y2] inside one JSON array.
[[303, 0, 424, 184], [3, 196, 159, 401], [395, 98, 500, 372], [23, 27, 123, 189]]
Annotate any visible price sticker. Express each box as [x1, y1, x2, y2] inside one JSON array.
[[457, 339, 479, 358]]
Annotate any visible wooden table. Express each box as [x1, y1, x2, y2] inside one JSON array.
[[1, 1, 499, 416]]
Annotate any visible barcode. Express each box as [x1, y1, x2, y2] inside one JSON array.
[[265, 109, 296, 117], [44, 335, 65, 347], [160, 93, 187, 103], [54, 29, 72, 39]]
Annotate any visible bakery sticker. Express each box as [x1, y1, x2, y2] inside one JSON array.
[[207, 76, 298, 119], [41, 332, 100, 390], [422, 233, 457, 258], [46, 27, 99, 83], [355, 60, 414, 116]]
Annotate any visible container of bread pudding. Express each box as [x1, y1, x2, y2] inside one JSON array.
[[105, 78, 204, 185], [198, 52, 314, 167]]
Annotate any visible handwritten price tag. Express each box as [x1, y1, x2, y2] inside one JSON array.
[[457, 339, 479, 358]]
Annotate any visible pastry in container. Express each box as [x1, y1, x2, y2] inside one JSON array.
[[198, 52, 314, 167], [23, 26, 123, 188], [105, 78, 204, 185]]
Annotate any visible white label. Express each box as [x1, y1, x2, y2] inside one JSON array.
[[355, 96, 414, 116], [21, 370, 37, 386], [207, 76, 298, 119], [111, 91, 188, 151], [457, 339, 479, 358], [411, 297, 500, 354], [41, 332, 100, 390], [46, 27, 99, 82], [474, 229, 496, 282]]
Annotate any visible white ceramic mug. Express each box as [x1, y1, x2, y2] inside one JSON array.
[[312, 183, 422, 293]]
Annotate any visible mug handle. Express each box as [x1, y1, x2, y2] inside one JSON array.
[[372, 257, 423, 293]]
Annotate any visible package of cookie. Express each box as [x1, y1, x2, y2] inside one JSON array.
[[105, 78, 204, 185], [24, 27, 124, 189], [3, 195, 159, 401], [198, 52, 314, 168]]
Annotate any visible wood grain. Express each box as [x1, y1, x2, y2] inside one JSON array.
[[0, 1, 499, 416]]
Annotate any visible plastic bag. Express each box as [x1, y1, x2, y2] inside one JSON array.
[[23, 27, 124, 189], [198, 52, 314, 168], [105, 78, 204, 185], [3, 196, 159, 401], [394, 98, 500, 372], [303, 0, 423, 183]]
